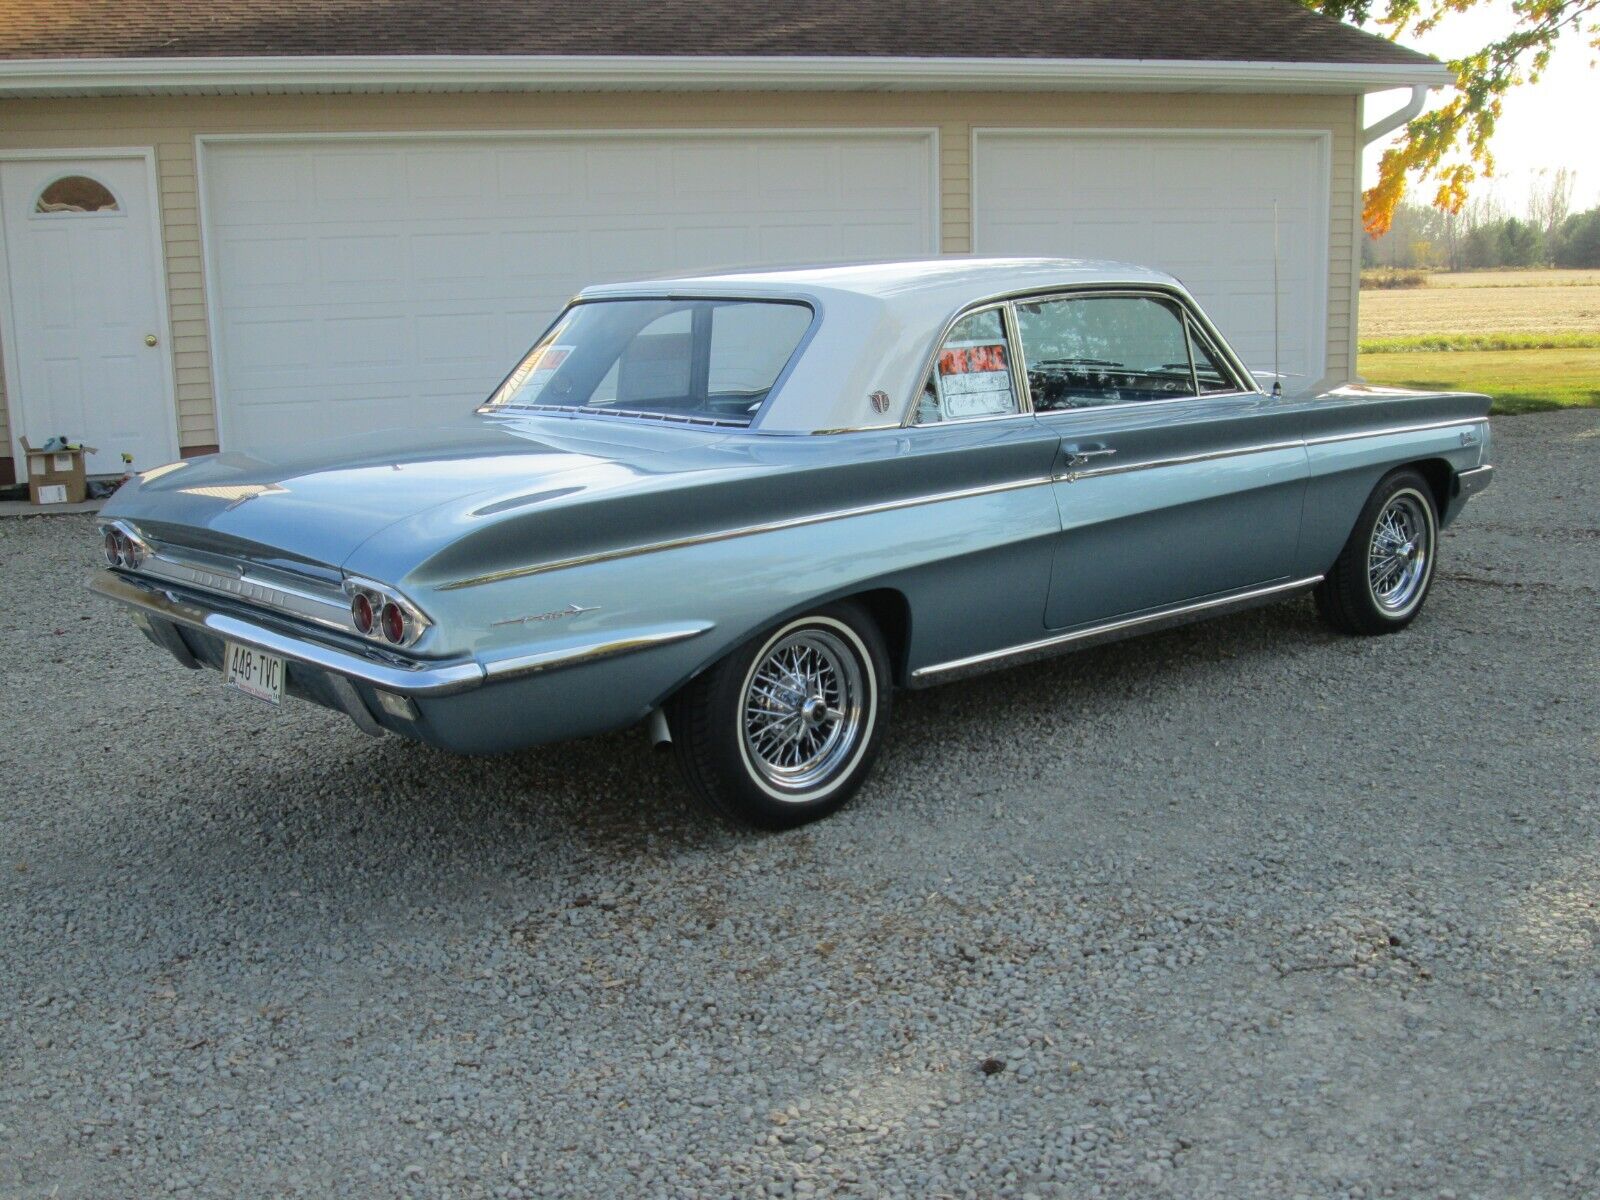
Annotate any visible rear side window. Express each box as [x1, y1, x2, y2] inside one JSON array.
[[1016, 295, 1199, 410], [914, 308, 1021, 424]]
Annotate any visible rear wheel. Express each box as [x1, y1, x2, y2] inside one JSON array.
[[1315, 468, 1439, 635], [667, 603, 891, 829]]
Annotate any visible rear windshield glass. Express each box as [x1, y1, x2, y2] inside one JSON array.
[[481, 298, 813, 426]]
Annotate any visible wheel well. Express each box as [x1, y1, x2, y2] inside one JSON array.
[[1407, 457, 1454, 516], [845, 588, 913, 685]]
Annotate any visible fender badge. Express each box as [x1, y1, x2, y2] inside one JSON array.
[[1459, 429, 1480, 446], [869, 389, 891, 414], [492, 603, 602, 627]]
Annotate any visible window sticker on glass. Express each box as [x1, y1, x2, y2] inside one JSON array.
[[936, 340, 1014, 418], [497, 345, 574, 405]]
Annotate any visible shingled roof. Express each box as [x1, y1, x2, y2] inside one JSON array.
[[0, 0, 1437, 67]]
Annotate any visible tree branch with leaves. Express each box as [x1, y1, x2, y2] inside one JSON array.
[[1304, 0, 1600, 234]]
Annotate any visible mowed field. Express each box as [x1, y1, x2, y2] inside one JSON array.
[[1359, 269, 1600, 413]]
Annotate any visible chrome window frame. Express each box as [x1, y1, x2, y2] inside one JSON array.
[[901, 283, 1262, 430], [1006, 288, 1258, 417], [478, 293, 821, 430], [906, 301, 1034, 428]]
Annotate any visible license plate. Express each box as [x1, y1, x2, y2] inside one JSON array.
[[224, 641, 285, 705]]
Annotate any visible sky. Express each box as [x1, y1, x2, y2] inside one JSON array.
[[1360, 0, 1600, 215]]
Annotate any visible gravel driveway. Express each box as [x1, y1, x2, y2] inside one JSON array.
[[2, 411, 1596, 1200]]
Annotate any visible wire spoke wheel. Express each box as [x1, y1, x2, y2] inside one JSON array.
[[740, 628, 866, 797], [1366, 490, 1432, 614]]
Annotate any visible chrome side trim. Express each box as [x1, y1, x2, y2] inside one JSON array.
[[482, 622, 715, 682], [1055, 438, 1304, 483], [89, 571, 711, 697], [1304, 416, 1487, 447], [910, 575, 1325, 684], [1054, 417, 1490, 483], [438, 475, 1052, 590], [439, 414, 1490, 590]]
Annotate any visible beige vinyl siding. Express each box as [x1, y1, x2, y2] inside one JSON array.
[[0, 89, 1361, 474]]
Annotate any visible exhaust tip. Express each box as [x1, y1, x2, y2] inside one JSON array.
[[646, 707, 673, 751]]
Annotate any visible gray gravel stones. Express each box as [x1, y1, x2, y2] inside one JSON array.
[[2, 410, 1597, 1198]]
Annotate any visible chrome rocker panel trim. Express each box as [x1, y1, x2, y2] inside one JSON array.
[[89, 570, 712, 697], [911, 575, 1325, 684]]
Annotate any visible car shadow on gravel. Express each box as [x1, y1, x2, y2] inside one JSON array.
[[25, 593, 1353, 932]]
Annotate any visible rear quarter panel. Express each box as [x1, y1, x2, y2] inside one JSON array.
[[409, 420, 1064, 723], [1292, 386, 1491, 578]]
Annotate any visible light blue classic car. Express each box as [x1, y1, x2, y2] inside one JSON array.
[[93, 259, 1493, 827]]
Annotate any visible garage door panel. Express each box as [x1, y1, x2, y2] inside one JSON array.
[[974, 131, 1327, 387], [203, 132, 933, 450]]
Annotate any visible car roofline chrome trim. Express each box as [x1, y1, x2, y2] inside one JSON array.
[[87, 570, 712, 696], [436, 474, 1053, 590], [911, 575, 1325, 683], [440, 415, 1491, 588]]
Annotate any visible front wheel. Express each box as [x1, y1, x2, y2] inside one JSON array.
[[667, 603, 891, 829], [1315, 468, 1439, 635]]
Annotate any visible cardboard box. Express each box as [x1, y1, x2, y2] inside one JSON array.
[[20, 437, 94, 505]]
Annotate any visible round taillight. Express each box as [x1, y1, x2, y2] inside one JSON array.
[[380, 601, 406, 645], [113, 531, 134, 567], [103, 530, 123, 566], [351, 592, 374, 635]]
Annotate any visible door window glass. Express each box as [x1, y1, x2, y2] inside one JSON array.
[[915, 308, 1019, 424], [1016, 295, 1197, 410], [1191, 327, 1240, 394], [35, 175, 120, 214]]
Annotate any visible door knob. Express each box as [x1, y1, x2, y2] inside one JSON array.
[[144, 334, 158, 347]]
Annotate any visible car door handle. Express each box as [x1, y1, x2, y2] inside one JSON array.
[[1061, 443, 1117, 465]]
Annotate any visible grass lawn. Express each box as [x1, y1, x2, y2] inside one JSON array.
[[1357, 347, 1600, 414]]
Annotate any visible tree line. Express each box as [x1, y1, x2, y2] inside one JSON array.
[[1363, 168, 1600, 271]]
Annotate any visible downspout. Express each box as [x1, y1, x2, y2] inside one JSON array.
[[1350, 83, 1434, 385], [1362, 83, 1430, 145]]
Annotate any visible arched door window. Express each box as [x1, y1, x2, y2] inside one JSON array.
[[34, 175, 121, 215]]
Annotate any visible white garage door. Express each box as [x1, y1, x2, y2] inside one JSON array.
[[200, 132, 936, 449], [973, 131, 1329, 388]]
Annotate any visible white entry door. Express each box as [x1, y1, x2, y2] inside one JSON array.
[[1, 154, 177, 475]]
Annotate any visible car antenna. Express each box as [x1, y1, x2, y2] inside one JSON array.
[[1271, 199, 1283, 398]]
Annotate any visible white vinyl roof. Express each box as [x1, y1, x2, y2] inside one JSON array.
[[578, 257, 1189, 433]]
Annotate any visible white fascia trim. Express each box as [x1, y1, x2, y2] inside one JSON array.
[[0, 54, 1455, 96]]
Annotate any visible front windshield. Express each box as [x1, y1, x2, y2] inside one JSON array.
[[481, 298, 813, 426]]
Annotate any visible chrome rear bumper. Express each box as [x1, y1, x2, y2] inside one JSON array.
[[89, 570, 713, 699], [91, 569, 485, 697]]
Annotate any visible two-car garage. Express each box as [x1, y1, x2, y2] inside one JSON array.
[[197, 128, 1331, 451], [198, 131, 940, 450]]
